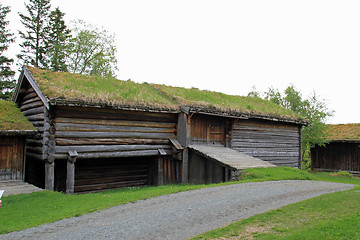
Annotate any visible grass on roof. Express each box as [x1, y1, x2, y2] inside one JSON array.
[[152, 84, 301, 119], [28, 67, 301, 120], [0, 100, 36, 131], [28, 67, 178, 109], [325, 124, 360, 141]]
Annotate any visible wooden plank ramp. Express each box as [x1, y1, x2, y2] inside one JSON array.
[[189, 145, 276, 170]]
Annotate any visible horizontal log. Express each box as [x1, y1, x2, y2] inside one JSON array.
[[75, 174, 148, 186], [55, 138, 169, 146], [231, 142, 299, 148], [22, 106, 45, 116], [76, 167, 148, 179], [56, 107, 177, 123], [55, 144, 171, 154], [54, 149, 173, 159], [55, 131, 175, 139], [233, 125, 298, 132], [232, 131, 299, 138], [21, 92, 38, 102], [26, 139, 43, 147], [55, 122, 175, 133], [20, 100, 44, 111], [21, 96, 41, 106], [75, 180, 148, 192], [55, 117, 175, 128], [27, 113, 44, 121], [26, 152, 44, 161]]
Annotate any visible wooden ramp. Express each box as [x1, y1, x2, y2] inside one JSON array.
[[189, 145, 275, 170]]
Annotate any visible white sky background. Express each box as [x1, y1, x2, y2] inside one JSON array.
[[3, 0, 360, 124]]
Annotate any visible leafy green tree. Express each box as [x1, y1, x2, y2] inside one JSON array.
[[263, 85, 333, 170], [0, 3, 15, 100], [47, 7, 71, 72], [67, 20, 118, 77], [18, 0, 51, 68]]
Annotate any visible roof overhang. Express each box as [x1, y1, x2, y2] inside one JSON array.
[[12, 66, 49, 109], [185, 105, 308, 126]]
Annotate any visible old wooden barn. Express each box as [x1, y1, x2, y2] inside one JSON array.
[[0, 100, 36, 180], [311, 124, 360, 175], [13, 66, 306, 193]]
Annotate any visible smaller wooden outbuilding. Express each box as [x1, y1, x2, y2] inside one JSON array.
[[0, 100, 36, 180], [311, 124, 360, 175]]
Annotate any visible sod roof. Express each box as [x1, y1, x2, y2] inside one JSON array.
[[26, 66, 304, 123], [325, 124, 360, 142], [0, 100, 36, 134]]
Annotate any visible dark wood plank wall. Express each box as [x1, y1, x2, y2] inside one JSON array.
[[231, 119, 301, 167], [311, 142, 360, 173], [0, 136, 26, 180], [52, 106, 178, 192], [188, 150, 230, 184]]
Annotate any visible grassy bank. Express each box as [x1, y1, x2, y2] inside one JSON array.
[[192, 171, 360, 240], [0, 167, 358, 236]]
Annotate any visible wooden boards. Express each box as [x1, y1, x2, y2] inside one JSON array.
[[231, 120, 301, 167]]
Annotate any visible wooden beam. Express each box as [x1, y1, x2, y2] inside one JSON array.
[[66, 151, 78, 194]]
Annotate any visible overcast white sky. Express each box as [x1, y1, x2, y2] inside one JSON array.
[[3, 0, 360, 124]]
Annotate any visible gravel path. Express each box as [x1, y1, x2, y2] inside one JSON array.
[[1, 180, 354, 240]]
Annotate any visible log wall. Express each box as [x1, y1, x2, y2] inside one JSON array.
[[16, 83, 46, 187], [311, 142, 360, 174], [52, 106, 178, 192], [53, 106, 177, 160], [17, 85, 46, 162], [231, 119, 301, 167]]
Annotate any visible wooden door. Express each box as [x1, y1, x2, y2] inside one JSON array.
[[190, 114, 226, 146], [0, 136, 25, 180]]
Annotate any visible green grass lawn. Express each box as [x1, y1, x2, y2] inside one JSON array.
[[192, 170, 360, 240], [0, 167, 358, 237]]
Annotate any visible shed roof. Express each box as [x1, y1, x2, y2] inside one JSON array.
[[325, 124, 360, 142], [15, 66, 306, 124], [0, 100, 36, 135]]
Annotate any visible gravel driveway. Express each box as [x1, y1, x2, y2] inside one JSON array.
[[1, 180, 354, 240]]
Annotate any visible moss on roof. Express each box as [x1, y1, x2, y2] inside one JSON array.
[[0, 100, 36, 132], [27, 67, 302, 121], [152, 84, 300, 119], [28, 67, 177, 109], [325, 124, 360, 141]]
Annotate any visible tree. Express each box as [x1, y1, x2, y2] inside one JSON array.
[[263, 85, 333, 169], [0, 3, 15, 100], [47, 7, 71, 72], [67, 20, 118, 77], [18, 0, 51, 68]]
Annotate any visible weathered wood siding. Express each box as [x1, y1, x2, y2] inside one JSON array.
[[188, 150, 231, 184], [311, 142, 360, 174], [0, 136, 26, 180], [231, 119, 301, 167]]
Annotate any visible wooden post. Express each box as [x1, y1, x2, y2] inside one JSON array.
[[177, 108, 190, 183], [45, 161, 54, 191], [66, 150, 78, 194], [157, 156, 164, 186], [299, 126, 303, 170]]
